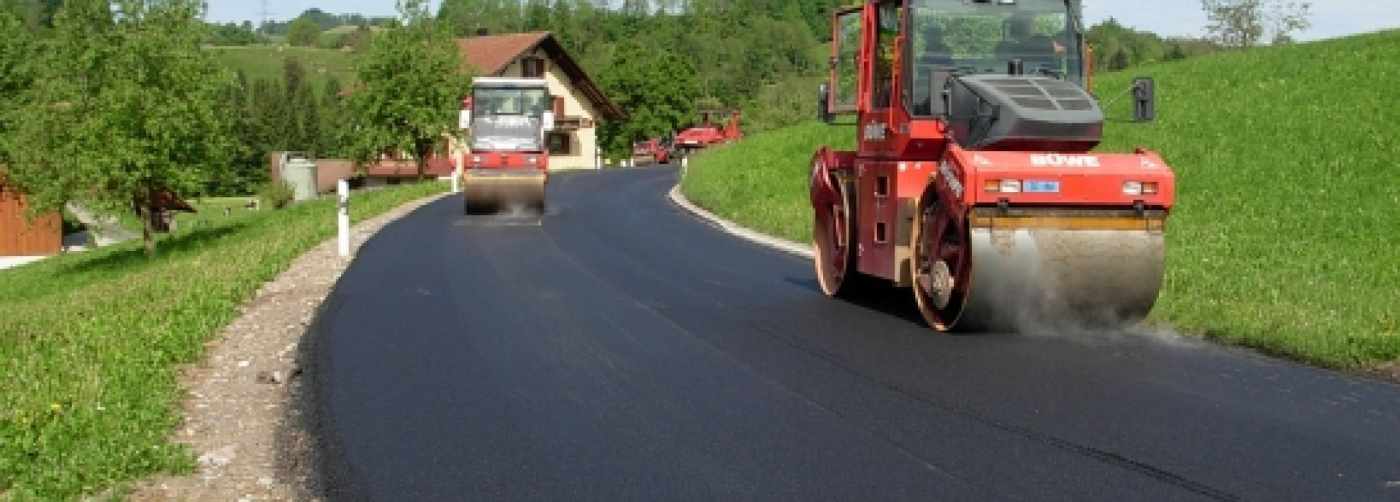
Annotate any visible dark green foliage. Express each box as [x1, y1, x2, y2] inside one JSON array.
[[258, 8, 393, 37], [596, 43, 699, 158], [6, 0, 236, 256], [0, 10, 35, 166], [206, 60, 353, 196], [1088, 18, 1221, 72], [349, 1, 472, 181], [287, 16, 322, 47], [206, 20, 259, 45]]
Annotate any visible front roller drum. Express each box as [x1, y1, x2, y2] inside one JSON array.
[[812, 158, 858, 297], [463, 169, 547, 215], [916, 206, 1167, 332]]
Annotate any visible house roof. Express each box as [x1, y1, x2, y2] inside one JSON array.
[[456, 32, 625, 121]]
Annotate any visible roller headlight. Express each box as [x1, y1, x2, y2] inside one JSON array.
[[1123, 181, 1143, 196]]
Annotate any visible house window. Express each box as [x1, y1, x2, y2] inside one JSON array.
[[522, 57, 546, 78], [547, 133, 571, 155]]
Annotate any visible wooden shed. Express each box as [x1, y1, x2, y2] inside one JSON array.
[[0, 182, 61, 257]]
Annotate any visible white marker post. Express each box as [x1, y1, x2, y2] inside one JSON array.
[[337, 180, 350, 257], [452, 152, 463, 193]]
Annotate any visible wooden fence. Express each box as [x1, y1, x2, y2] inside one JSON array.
[[0, 185, 61, 256]]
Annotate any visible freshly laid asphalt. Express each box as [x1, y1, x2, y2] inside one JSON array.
[[306, 166, 1400, 501]]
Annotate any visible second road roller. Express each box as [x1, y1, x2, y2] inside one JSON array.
[[459, 77, 554, 216], [810, 0, 1174, 332]]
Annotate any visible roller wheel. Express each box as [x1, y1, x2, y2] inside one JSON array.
[[814, 170, 858, 297], [912, 188, 972, 332]]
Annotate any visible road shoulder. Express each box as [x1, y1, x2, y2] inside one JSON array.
[[128, 192, 449, 501], [668, 184, 814, 259]]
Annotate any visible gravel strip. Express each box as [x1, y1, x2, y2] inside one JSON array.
[[129, 192, 448, 501]]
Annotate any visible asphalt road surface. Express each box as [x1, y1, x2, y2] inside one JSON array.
[[307, 167, 1400, 501]]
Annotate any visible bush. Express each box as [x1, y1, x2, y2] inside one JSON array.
[[258, 180, 295, 209], [743, 74, 824, 136]]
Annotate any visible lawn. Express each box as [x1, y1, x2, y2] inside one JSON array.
[[207, 44, 358, 92], [681, 30, 1400, 370], [0, 182, 445, 499]]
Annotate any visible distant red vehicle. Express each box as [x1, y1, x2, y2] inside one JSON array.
[[674, 110, 742, 152], [632, 138, 673, 165]]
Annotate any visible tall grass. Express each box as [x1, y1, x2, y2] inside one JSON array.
[[1094, 31, 1400, 366], [682, 30, 1400, 369], [0, 182, 444, 499]]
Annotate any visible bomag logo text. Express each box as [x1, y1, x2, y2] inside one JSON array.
[[1030, 154, 1100, 168]]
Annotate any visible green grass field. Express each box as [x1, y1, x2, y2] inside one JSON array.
[[682, 30, 1400, 369], [0, 182, 445, 499], [208, 44, 357, 91]]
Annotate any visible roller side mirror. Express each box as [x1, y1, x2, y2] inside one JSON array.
[[818, 83, 833, 124], [1132, 77, 1156, 122]]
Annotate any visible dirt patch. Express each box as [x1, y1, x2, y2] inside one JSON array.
[[129, 193, 446, 501], [1374, 361, 1400, 385]]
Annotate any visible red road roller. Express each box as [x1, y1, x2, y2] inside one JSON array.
[[460, 77, 554, 215], [811, 0, 1174, 332]]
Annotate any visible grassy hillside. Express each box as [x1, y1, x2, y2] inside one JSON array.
[[0, 183, 445, 499], [682, 30, 1400, 369], [208, 45, 357, 91]]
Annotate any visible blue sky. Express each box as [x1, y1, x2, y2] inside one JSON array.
[[205, 0, 1400, 41]]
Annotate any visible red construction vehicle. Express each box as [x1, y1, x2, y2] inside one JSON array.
[[459, 77, 554, 215], [632, 137, 673, 165], [811, 0, 1172, 332], [675, 110, 742, 151]]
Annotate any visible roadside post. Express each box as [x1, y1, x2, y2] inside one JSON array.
[[337, 180, 350, 257], [452, 151, 463, 193]]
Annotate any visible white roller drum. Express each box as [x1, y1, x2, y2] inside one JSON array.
[[957, 226, 1166, 332]]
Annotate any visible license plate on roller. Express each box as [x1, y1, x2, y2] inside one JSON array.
[[1024, 181, 1060, 193]]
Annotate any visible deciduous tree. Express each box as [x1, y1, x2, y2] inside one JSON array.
[[597, 42, 698, 158], [6, 0, 235, 256], [349, 0, 471, 181], [287, 16, 322, 46], [1201, 0, 1311, 49], [0, 10, 36, 168]]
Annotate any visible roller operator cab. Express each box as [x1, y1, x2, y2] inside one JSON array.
[[811, 0, 1175, 332], [460, 77, 555, 215]]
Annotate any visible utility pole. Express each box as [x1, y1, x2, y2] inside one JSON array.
[[258, 0, 272, 33]]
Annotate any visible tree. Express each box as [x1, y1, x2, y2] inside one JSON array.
[[1201, 0, 1311, 49], [6, 0, 235, 257], [597, 42, 698, 158], [0, 10, 36, 168], [349, 0, 471, 181], [524, 0, 551, 31], [287, 16, 321, 46], [1269, 1, 1312, 45], [319, 77, 348, 158]]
